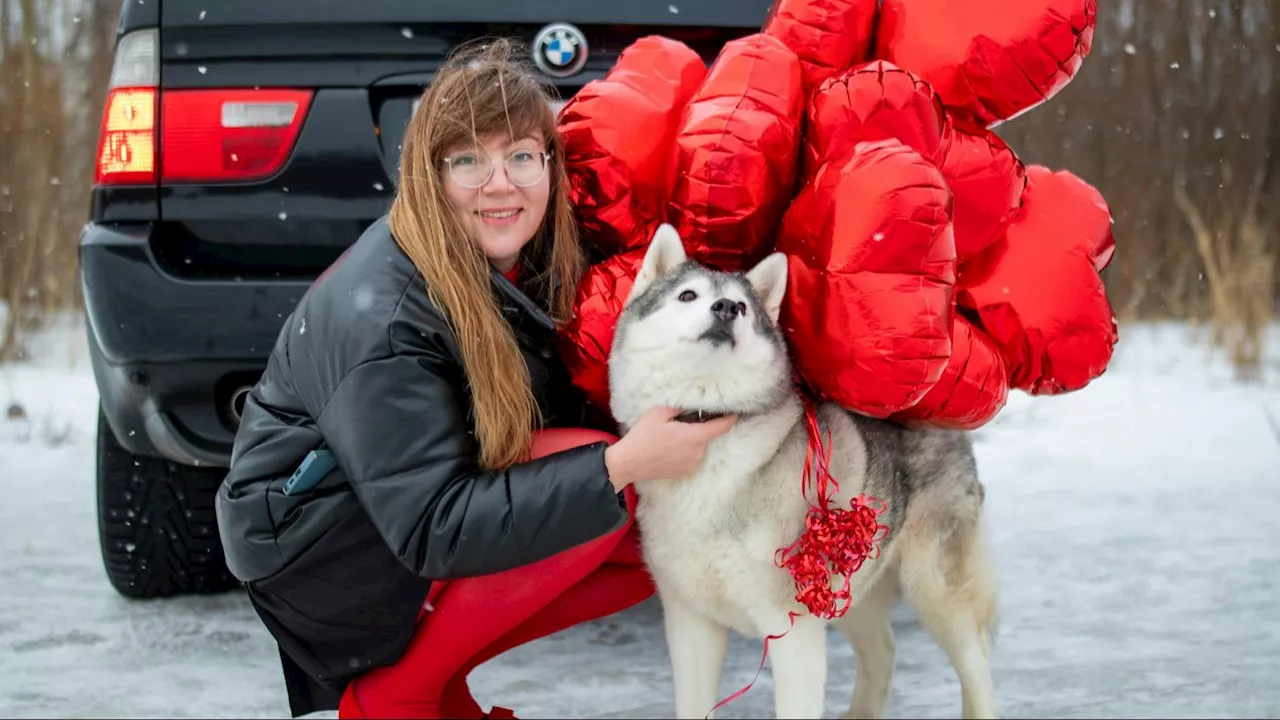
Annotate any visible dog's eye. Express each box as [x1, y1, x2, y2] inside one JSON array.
[[736, 302, 748, 315], [678, 290, 697, 302]]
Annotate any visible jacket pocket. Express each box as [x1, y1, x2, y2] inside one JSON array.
[[217, 476, 288, 583], [217, 463, 353, 584], [265, 465, 357, 574]]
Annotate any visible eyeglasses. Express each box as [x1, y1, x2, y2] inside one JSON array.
[[443, 149, 549, 189]]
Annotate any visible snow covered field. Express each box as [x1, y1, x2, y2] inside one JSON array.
[[1, 316, 1278, 719]]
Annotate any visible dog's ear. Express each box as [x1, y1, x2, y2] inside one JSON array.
[[744, 252, 789, 323], [627, 224, 688, 303]]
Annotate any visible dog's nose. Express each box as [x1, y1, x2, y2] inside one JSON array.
[[710, 298, 740, 323]]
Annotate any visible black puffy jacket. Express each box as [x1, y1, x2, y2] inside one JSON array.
[[214, 216, 628, 716]]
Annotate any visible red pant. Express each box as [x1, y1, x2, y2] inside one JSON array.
[[338, 428, 654, 719]]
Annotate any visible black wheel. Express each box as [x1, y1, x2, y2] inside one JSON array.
[[95, 408, 240, 598]]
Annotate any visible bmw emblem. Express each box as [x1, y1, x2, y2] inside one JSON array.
[[533, 22, 588, 78]]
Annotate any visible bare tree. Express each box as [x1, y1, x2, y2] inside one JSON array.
[[0, 0, 120, 359]]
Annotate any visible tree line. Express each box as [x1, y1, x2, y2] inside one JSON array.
[[1, 0, 1276, 375]]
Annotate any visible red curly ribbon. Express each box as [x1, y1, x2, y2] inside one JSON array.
[[704, 393, 889, 718], [775, 395, 889, 620]]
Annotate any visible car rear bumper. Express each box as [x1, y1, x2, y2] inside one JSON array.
[[80, 221, 313, 466]]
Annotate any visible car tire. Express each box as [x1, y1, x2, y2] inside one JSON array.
[[95, 408, 240, 599]]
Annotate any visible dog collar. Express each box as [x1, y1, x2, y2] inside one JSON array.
[[674, 409, 729, 423]]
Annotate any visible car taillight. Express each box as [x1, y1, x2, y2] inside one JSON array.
[[160, 89, 313, 183], [93, 27, 313, 187], [95, 29, 159, 186], [97, 87, 159, 185]]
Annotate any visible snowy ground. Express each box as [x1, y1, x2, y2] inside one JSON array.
[[2, 315, 1279, 719]]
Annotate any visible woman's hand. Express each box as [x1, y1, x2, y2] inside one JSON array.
[[603, 406, 738, 491]]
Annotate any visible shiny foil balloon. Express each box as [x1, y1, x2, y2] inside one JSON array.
[[558, 37, 707, 257], [556, 249, 647, 412], [874, 0, 1098, 128], [891, 315, 1008, 429], [762, 0, 879, 94], [938, 122, 1028, 262], [778, 138, 956, 417], [802, 60, 949, 182], [667, 33, 806, 272], [956, 165, 1117, 395]]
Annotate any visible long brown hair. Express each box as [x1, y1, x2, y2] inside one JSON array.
[[388, 38, 585, 469]]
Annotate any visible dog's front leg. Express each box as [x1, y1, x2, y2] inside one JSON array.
[[662, 594, 730, 719], [763, 613, 827, 720]]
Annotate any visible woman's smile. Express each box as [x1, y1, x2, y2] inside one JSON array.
[[477, 206, 523, 226]]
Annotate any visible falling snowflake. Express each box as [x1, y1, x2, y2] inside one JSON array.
[[353, 285, 375, 311]]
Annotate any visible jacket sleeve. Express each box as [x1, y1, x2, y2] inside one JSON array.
[[314, 347, 629, 581]]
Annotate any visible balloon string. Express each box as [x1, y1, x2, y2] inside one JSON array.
[[703, 611, 799, 720], [702, 388, 889, 716], [776, 393, 889, 621]]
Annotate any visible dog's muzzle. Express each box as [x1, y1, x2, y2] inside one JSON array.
[[710, 298, 741, 324], [699, 298, 741, 347]]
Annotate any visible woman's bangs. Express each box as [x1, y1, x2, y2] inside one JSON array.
[[473, 76, 557, 147]]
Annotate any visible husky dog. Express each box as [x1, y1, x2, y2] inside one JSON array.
[[608, 225, 999, 720]]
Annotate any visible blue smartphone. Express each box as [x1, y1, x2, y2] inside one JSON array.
[[282, 448, 338, 496]]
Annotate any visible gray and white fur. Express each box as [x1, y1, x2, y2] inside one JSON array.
[[608, 224, 999, 719]]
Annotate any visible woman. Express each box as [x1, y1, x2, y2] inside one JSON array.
[[215, 38, 736, 719]]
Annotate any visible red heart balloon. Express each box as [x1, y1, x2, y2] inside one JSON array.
[[667, 33, 806, 272], [891, 314, 1008, 429], [803, 60, 949, 182], [559, 37, 707, 257], [938, 122, 1028, 262], [874, 0, 1098, 128], [556, 249, 647, 412], [956, 165, 1117, 395], [779, 138, 956, 417], [762, 0, 879, 94]]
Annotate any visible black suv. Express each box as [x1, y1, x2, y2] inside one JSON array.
[[82, 0, 769, 599]]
